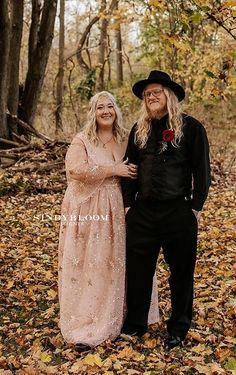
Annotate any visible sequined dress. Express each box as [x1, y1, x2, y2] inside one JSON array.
[[58, 132, 159, 347]]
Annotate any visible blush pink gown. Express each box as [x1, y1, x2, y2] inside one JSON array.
[[58, 132, 159, 347]]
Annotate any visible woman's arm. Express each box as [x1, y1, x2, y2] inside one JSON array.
[[66, 136, 135, 182]]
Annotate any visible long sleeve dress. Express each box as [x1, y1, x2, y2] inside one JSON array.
[[58, 132, 159, 347]]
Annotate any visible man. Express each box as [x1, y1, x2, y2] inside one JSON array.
[[121, 70, 211, 349]]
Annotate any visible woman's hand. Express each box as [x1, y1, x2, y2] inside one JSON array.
[[114, 158, 138, 179]]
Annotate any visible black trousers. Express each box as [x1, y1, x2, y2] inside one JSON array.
[[123, 197, 198, 339]]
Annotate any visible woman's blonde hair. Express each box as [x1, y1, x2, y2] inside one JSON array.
[[83, 91, 128, 144], [135, 87, 183, 148]]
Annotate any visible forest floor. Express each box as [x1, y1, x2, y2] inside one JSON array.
[[0, 112, 235, 374]]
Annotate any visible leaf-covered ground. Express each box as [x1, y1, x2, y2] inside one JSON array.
[[0, 163, 235, 375]]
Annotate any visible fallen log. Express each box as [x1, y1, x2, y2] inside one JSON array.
[[10, 160, 64, 172]]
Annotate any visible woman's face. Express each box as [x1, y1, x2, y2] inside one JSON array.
[[96, 97, 116, 129]]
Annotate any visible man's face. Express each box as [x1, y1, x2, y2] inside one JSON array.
[[143, 83, 167, 117]]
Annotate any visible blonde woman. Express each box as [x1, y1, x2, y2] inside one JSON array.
[[121, 71, 211, 349], [58, 91, 159, 351]]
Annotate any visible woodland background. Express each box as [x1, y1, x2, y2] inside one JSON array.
[[0, 0, 235, 374]]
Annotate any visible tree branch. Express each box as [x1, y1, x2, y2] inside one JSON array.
[[190, 0, 236, 40], [7, 111, 54, 142], [206, 12, 236, 40], [76, 0, 118, 72], [0, 138, 21, 147], [76, 15, 100, 72]]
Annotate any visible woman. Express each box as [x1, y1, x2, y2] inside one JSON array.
[[58, 91, 159, 350]]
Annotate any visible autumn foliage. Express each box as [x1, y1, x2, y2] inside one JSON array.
[[0, 0, 235, 373], [0, 103, 235, 374]]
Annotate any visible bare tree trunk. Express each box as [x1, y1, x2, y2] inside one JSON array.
[[107, 35, 111, 83], [115, 23, 123, 86], [21, 0, 58, 126], [97, 0, 108, 91], [7, 0, 24, 136], [114, 0, 123, 87], [55, 0, 65, 134], [28, 0, 41, 70], [0, 0, 10, 139], [166, 0, 178, 74]]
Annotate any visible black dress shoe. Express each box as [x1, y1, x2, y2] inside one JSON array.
[[120, 328, 138, 336], [121, 326, 147, 337], [75, 343, 91, 352], [164, 335, 183, 350]]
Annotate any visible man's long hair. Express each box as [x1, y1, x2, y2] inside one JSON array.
[[135, 87, 183, 149], [83, 91, 128, 145]]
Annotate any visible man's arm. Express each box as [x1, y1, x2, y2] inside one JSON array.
[[121, 125, 139, 208], [187, 116, 211, 212]]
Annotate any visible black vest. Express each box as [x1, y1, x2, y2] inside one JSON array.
[[137, 116, 192, 201]]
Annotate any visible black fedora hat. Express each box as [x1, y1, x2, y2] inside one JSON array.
[[132, 70, 185, 102]]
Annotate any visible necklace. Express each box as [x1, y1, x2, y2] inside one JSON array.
[[98, 134, 113, 148]]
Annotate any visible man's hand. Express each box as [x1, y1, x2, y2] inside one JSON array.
[[125, 207, 131, 215], [192, 209, 200, 220]]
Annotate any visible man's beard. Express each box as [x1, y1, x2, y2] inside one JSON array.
[[147, 107, 165, 119]]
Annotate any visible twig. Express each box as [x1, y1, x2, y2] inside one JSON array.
[[224, 154, 236, 174], [190, 0, 236, 40], [206, 12, 236, 40], [0, 153, 18, 159], [64, 43, 100, 63], [11, 132, 29, 145], [0, 138, 21, 147], [50, 139, 70, 146], [123, 46, 134, 78], [0, 144, 34, 154]]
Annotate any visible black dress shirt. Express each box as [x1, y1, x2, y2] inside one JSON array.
[[121, 113, 211, 211]]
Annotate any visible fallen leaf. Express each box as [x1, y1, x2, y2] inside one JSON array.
[[17, 368, 39, 375], [224, 357, 236, 371], [83, 353, 103, 367], [46, 289, 57, 300], [187, 331, 204, 342], [40, 351, 52, 363], [210, 362, 226, 373], [6, 280, 14, 289], [70, 360, 84, 373], [143, 338, 158, 348], [194, 364, 211, 374]]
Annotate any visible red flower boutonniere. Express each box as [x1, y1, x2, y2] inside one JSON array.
[[159, 129, 175, 154], [162, 129, 175, 142]]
